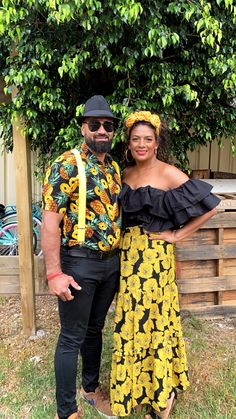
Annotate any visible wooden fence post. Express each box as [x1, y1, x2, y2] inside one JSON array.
[[12, 85, 36, 335]]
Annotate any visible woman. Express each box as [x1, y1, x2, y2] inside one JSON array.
[[110, 111, 220, 418]]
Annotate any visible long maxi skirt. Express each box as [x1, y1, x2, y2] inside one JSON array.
[[110, 226, 190, 417]]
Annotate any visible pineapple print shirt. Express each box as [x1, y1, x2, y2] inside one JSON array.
[[42, 142, 122, 252]]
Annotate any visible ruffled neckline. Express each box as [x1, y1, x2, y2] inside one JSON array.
[[123, 179, 196, 193], [119, 178, 220, 231]]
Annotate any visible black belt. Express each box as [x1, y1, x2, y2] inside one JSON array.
[[65, 246, 119, 260]]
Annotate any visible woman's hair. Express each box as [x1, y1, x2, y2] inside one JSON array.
[[123, 112, 172, 166]]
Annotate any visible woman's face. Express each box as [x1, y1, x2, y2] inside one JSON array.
[[128, 124, 157, 162]]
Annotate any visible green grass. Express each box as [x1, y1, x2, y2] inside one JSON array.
[[0, 297, 236, 418]]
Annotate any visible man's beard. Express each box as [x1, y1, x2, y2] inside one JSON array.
[[85, 135, 112, 154]]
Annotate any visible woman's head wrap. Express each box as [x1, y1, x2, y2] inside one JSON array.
[[125, 111, 161, 136]]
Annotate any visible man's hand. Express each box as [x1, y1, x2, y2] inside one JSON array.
[[48, 273, 82, 302]]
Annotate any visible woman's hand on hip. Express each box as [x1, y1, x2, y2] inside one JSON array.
[[145, 229, 176, 243]]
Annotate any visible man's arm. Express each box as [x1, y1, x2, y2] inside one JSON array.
[[41, 210, 81, 301]]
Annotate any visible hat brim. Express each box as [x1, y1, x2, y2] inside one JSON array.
[[78, 111, 120, 124]]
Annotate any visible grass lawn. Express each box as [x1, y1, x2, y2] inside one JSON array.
[[0, 296, 235, 419]]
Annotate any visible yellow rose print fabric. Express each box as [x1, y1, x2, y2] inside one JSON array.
[[42, 143, 121, 251], [110, 226, 189, 416]]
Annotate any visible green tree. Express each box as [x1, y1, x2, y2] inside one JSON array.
[[0, 0, 235, 172]]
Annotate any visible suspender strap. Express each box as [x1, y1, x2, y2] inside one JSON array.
[[71, 148, 87, 244]]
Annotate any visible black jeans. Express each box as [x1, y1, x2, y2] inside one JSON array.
[[55, 249, 120, 419]]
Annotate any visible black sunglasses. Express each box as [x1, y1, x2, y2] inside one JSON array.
[[84, 120, 115, 133]]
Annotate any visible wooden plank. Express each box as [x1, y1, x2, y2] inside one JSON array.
[[191, 169, 210, 179], [212, 172, 236, 180], [199, 212, 236, 228], [198, 143, 211, 169], [217, 228, 224, 305], [181, 305, 236, 318], [34, 255, 47, 294], [179, 222, 233, 245], [223, 229, 236, 243], [223, 290, 236, 301], [223, 299, 236, 306], [0, 256, 19, 273], [180, 292, 215, 306], [219, 193, 236, 199], [0, 284, 48, 296], [0, 256, 48, 296], [177, 275, 236, 293], [176, 244, 236, 261], [0, 276, 20, 294], [12, 82, 36, 335], [224, 260, 236, 275], [176, 260, 217, 279], [176, 229, 216, 247], [217, 199, 236, 210]]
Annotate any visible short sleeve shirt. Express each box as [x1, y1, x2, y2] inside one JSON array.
[[42, 142, 122, 252]]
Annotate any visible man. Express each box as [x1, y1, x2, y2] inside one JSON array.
[[41, 95, 121, 419]]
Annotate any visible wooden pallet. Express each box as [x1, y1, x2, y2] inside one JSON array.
[[176, 208, 236, 318]]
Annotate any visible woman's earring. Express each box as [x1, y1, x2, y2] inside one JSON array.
[[125, 149, 134, 163]]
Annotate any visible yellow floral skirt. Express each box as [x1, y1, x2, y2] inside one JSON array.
[[110, 226, 190, 417]]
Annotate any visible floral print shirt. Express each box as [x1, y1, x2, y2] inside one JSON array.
[[42, 142, 122, 251]]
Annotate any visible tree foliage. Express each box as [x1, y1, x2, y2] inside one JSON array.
[[0, 0, 235, 172]]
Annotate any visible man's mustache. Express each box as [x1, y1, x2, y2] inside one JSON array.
[[93, 135, 109, 140]]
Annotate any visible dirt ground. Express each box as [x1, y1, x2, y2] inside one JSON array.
[[1, 295, 236, 363], [0, 295, 59, 341]]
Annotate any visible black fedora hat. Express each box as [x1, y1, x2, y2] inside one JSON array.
[[78, 95, 119, 123]]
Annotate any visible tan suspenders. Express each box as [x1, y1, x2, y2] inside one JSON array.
[[71, 148, 86, 244]]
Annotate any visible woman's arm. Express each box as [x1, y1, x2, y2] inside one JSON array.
[[147, 207, 218, 243]]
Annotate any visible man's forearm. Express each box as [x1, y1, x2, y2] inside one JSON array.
[[41, 220, 62, 276]]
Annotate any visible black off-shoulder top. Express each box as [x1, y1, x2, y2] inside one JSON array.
[[119, 179, 220, 232]]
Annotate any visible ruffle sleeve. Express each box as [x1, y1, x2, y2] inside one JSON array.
[[120, 179, 220, 231]]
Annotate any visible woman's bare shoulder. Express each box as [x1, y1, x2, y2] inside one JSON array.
[[122, 166, 134, 181], [158, 161, 189, 188]]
